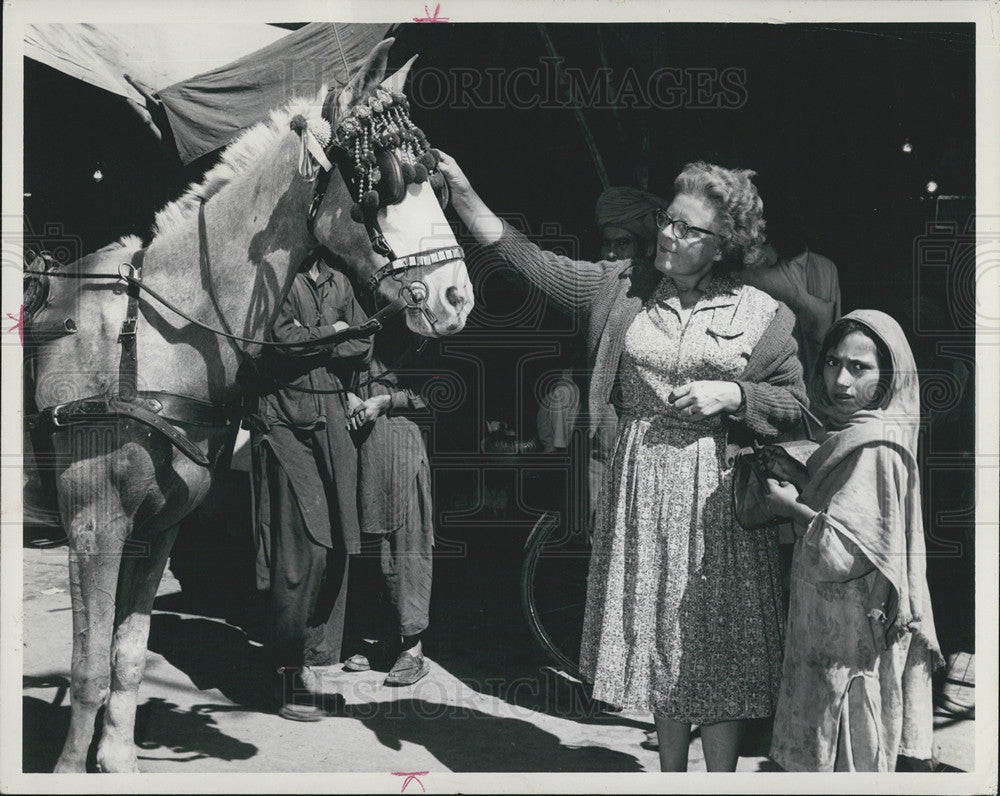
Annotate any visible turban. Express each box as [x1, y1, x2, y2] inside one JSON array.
[[595, 186, 666, 243]]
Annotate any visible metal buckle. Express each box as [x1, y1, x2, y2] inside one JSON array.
[[119, 317, 137, 339], [49, 403, 70, 427], [370, 231, 393, 259]]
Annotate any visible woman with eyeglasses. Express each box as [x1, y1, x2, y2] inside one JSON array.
[[437, 155, 806, 771]]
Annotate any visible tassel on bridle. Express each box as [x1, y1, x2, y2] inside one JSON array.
[[290, 114, 333, 179]]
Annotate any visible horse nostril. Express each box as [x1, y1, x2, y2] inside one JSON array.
[[445, 286, 465, 309]]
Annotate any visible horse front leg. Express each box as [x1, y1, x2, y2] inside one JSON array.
[[97, 523, 180, 773], [53, 464, 130, 773]]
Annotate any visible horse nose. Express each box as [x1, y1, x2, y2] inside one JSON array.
[[445, 286, 466, 310]]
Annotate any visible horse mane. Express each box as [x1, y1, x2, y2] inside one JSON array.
[[149, 88, 331, 242], [98, 235, 143, 252]]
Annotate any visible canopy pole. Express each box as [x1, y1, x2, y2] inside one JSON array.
[[595, 26, 625, 151], [333, 23, 351, 75], [536, 24, 610, 191]]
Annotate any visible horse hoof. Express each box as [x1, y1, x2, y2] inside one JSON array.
[[96, 746, 140, 773], [53, 757, 87, 774]]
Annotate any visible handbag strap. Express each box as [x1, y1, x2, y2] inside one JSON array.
[[792, 395, 822, 442]]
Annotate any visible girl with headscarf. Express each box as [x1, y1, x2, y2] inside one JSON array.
[[762, 310, 943, 771]]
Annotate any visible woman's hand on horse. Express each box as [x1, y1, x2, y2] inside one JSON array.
[[435, 150, 504, 245], [667, 381, 742, 418], [434, 150, 473, 201]]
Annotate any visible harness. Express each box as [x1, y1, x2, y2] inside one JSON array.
[[26, 88, 464, 469]]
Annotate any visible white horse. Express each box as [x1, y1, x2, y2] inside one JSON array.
[[27, 38, 472, 772]]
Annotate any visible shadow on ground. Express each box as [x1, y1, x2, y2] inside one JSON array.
[[341, 699, 645, 772], [22, 675, 258, 773], [146, 614, 271, 710]]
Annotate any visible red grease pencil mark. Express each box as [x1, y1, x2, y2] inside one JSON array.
[[6, 305, 24, 346], [414, 4, 449, 22], [392, 771, 429, 792]]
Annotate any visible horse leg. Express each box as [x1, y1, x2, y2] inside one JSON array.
[[53, 463, 130, 773], [96, 523, 180, 773]]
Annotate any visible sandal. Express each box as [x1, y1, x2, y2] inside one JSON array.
[[278, 701, 328, 722], [383, 650, 430, 687], [272, 666, 340, 721], [343, 654, 372, 672]]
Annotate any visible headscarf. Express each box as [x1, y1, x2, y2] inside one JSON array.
[[595, 186, 666, 244], [802, 310, 942, 665], [807, 309, 918, 444]]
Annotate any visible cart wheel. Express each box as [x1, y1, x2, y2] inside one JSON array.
[[520, 511, 590, 679]]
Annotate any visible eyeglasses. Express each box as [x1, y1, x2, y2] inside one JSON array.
[[655, 209, 716, 239]]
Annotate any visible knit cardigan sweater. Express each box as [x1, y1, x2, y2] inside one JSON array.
[[483, 223, 807, 445]]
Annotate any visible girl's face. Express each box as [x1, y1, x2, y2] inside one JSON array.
[[653, 193, 723, 283], [823, 331, 883, 419]]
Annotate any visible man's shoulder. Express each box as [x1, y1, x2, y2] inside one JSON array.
[[736, 279, 783, 315]]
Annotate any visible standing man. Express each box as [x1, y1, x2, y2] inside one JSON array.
[[250, 252, 372, 721], [738, 203, 841, 377], [341, 347, 435, 687]]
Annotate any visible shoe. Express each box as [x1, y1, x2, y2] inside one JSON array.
[[383, 650, 430, 687], [343, 654, 371, 672], [278, 701, 328, 722], [272, 666, 337, 721], [937, 651, 975, 718]]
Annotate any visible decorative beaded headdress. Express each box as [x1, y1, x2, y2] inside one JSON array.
[[334, 87, 444, 222]]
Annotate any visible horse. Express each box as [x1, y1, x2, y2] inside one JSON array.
[[25, 38, 473, 773]]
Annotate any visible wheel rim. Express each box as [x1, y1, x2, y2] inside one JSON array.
[[521, 512, 590, 677]]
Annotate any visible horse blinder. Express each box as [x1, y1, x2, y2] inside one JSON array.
[[375, 150, 407, 207]]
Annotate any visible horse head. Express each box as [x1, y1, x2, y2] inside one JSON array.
[[306, 38, 473, 337]]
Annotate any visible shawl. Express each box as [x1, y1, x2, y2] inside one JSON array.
[[801, 310, 943, 666]]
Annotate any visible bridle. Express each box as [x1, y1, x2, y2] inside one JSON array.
[[302, 112, 464, 334]]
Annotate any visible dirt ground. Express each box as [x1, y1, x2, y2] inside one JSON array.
[[19, 522, 975, 782]]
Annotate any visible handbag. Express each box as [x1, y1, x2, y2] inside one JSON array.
[[731, 398, 821, 530]]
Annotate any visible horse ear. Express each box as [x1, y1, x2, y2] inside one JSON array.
[[336, 37, 395, 118], [380, 54, 418, 93]]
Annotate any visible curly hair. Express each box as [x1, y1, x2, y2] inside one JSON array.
[[672, 162, 768, 269]]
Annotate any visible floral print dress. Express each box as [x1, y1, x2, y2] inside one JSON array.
[[579, 275, 786, 723]]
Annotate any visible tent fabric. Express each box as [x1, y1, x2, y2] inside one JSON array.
[[156, 23, 396, 164], [25, 23, 288, 102]]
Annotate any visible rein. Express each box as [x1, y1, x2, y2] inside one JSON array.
[[23, 266, 408, 350]]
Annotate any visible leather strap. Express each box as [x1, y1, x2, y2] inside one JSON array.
[[117, 249, 144, 401], [136, 391, 239, 427], [34, 396, 212, 467], [28, 389, 240, 466]]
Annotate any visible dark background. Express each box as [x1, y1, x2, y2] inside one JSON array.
[[23, 22, 976, 429], [23, 23, 977, 653]]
